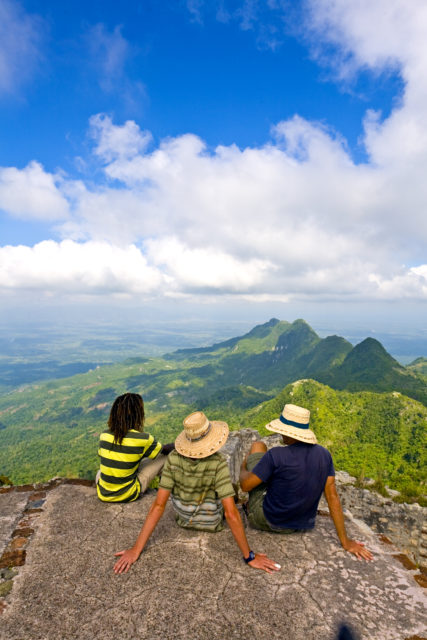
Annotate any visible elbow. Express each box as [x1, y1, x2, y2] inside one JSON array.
[[224, 505, 241, 527], [239, 478, 249, 492], [151, 501, 166, 517], [239, 472, 252, 492], [325, 490, 341, 510]]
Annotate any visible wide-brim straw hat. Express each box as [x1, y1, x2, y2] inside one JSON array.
[[175, 411, 229, 458], [265, 403, 317, 444]]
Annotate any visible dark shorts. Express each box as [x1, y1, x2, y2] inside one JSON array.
[[246, 452, 298, 534]]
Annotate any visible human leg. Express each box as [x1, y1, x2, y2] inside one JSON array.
[[138, 454, 167, 493], [248, 440, 267, 456]]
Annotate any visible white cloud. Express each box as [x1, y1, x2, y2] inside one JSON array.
[[89, 114, 152, 163], [368, 266, 427, 300], [86, 23, 130, 91], [1, 1, 427, 304], [304, 0, 427, 162], [0, 0, 44, 95], [146, 237, 273, 292], [0, 161, 69, 220], [84, 21, 147, 111], [2, 100, 427, 301], [0, 240, 162, 294]]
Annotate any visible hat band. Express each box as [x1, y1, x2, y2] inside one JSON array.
[[186, 423, 211, 443], [279, 415, 309, 430]]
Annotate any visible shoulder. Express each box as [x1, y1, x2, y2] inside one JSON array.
[[209, 452, 229, 468], [168, 450, 182, 464], [313, 444, 332, 457], [312, 444, 334, 466], [128, 429, 152, 439], [121, 430, 155, 444], [266, 446, 286, 461], [99, 430, 113, 443], [204, 453, 232, 475], [212, 452, 226, 463]]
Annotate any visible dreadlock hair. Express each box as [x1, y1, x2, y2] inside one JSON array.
[[108, 393, 145, 445]]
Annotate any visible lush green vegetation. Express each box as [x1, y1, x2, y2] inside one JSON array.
[[0, 319, 425, 501], [241, 379, 426, 500], [407, 357, 427, 377], [318, 338, 427, 405]]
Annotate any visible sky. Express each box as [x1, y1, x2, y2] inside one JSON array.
[[0, 0, 426, 335]]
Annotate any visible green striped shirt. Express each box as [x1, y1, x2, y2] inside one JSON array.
[[97, 429, 162, 503], [159, 450, 235, 531]]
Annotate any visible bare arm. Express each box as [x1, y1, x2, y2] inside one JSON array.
[[239, 456, 263, 492], [113, 488, 171, 573], [324, 477, 373, 561], [221, 496, 280, 573]]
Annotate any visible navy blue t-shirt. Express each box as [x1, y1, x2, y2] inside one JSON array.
[[252, 442, 335, 530]]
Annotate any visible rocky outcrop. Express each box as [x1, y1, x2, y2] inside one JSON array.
[[0, 432, 426, 640], [322, 472, 427, 571], [0, 481, 426, 640]]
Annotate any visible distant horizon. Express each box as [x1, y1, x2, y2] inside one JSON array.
[[1, 309, 426, 362]]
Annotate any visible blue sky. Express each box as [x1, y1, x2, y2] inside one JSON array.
[[0, 0, 402, 174], [0, 0, 426, 333]]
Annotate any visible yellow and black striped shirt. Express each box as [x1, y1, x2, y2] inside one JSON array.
[[97, 429, 162, 502]]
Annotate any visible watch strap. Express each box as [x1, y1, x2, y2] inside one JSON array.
[[244, 550, 255, 564]]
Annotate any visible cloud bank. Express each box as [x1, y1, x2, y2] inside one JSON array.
[[1, 0, 426, 304]]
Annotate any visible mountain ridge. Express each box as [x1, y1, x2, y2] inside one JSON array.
[[0, 318, 425, 497]]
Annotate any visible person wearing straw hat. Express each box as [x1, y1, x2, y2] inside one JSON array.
[[239, 404, 373, 561], [113, 411, 281, 574]]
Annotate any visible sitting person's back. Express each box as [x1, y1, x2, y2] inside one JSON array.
[[96, 393, 174, 503], [160, 449, 233, 531], [240, 403, 373, 561], [253, 440, 333, 530]]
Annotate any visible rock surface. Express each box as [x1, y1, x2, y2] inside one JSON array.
[[0, 483, 426, 640]]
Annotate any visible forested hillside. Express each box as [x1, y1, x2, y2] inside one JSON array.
[[0, 319, 425, 500], [241, 379, 426, 500]]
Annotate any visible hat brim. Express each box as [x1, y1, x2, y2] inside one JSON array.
[[266, 419, 317, 444], [175, 421, 229, 458]]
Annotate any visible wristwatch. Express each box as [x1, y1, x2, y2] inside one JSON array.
[[243, 550, 255, 564]]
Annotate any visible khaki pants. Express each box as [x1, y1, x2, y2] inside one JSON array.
[[137, 454, 167, 493], [96, 454, 167, 495]]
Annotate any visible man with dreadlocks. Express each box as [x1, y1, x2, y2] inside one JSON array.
[[96, 393, 175, 503]]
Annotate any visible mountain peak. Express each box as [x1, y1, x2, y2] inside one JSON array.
[[349, 337, 402, 368]]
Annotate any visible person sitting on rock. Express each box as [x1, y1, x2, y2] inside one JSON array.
[[96, 393, 175, 503], [113, 411, 281, 574], [239, 403, 373, 561]]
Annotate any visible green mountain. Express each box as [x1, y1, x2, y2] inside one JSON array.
[[407, 357, 427, 377], [318, 338, 427, 405], [0, 318, 425, 499], [241, 379, 426, 499], [169, 318, 351, 392], [170, 317, 285, 358]]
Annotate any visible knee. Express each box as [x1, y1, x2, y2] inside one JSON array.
[[249, 441, 267, 455]]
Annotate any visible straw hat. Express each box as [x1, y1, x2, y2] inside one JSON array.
[[265, 404, 317, 444], [175, 411, 229, 458]]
